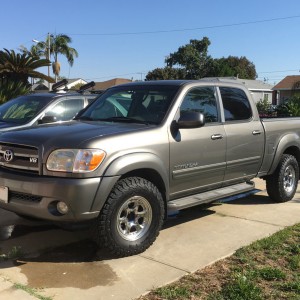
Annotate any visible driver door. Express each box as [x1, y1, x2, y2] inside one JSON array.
[[169, 86, 226, 198]]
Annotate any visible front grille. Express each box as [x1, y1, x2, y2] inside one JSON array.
[[10, 191, 42, 203], [0, 143, 39, 174]]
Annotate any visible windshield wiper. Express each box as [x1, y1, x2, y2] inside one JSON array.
[[75, 115, 94, 121], [97, 116, 152, 125]]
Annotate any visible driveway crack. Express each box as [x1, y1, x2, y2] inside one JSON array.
[[214, 212, 284, 228], [138, 255, 191, 274]]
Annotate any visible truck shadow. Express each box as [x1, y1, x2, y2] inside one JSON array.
[[0, 223, 56, 241], [0, 205, 218, 265], [1, 191, 299, 266], [163, 204, 217, 230], [222, 194, 273, 205], [162, 192, 277, 232], [221, 193, 300, 205]]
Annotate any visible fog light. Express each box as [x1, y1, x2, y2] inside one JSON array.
[[57, 201, 69, 214]]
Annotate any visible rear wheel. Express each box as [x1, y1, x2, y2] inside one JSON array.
[[94, 177, 164, 257], [266, 154, 299, 202]]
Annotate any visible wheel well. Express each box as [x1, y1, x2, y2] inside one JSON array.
[[119, 169, 167, 214], [283, 146, 300, 167]]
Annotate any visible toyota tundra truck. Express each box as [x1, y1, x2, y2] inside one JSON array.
[[0, 79, 299, 256]]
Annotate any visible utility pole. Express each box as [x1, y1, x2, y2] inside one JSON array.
[[33, 33, 52, 91], [47, 33, 51, 90], [137, 72, 144, 81]]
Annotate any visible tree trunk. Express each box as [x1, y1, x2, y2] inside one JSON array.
[[52, 62, 60, 83]]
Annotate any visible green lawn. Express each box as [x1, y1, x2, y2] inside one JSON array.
[[138, 223, 300, 300]]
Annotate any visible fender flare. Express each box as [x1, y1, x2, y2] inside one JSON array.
[[268, 133, 300, 174], [91, 152, 169, 211]]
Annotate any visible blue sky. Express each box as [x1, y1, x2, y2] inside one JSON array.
[[1, 0, 300, 84]]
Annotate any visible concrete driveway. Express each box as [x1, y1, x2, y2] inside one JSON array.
[[1, 178, 300, 300]]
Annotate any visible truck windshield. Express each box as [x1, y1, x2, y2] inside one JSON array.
[[0, 96, 53, 124], [77, 85, 179, 125]]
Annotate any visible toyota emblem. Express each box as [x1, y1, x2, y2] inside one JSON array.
[[3, 149, 14, 162]]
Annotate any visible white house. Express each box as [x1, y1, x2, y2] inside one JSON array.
[[204, 77, 274, 104], [32, 78, 87, 93]]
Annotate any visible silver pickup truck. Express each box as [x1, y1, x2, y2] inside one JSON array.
[[0, 79, 299, 256]]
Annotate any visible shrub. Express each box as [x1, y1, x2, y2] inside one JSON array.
[[276, 96, 300, 117], [256, 98, 271, 114]]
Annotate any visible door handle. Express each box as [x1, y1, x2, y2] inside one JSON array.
[[252, 130, 262, 135], [211, 134, 223, 140]]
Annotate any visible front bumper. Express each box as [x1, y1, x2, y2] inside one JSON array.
[[0, 169, 102, 222]]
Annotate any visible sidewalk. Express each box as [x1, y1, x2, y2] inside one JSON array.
[[1, 178, 300, 300]]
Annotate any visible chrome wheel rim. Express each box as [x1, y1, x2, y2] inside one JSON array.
[[283, 165, 296, 194], [116, 196, 152, 241]]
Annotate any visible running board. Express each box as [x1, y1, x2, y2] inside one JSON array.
[[167, 181, 255, 214]]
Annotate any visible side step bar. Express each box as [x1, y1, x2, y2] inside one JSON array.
[[167, 181, 255, 214]]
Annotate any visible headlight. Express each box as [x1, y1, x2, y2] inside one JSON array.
[[46, 149, 106, 173]]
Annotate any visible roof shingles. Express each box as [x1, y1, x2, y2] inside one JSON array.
[[93, 78, 132, 91], [273, 75, 300, 90]]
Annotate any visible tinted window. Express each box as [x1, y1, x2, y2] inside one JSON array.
[[181, 87, 218, 122], [45, 98, 85, 121], [220, 87, 252, 121]]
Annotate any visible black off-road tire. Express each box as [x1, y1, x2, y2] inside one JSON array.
[[266, 154, 299, 203], [94, 177, 165, 257]]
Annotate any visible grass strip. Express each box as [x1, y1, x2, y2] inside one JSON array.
[[13, 282, 52, 300], [138, 223, 300, 300]]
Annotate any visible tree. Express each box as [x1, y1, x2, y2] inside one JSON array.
[[19, 44, 44, 58], [146, 37, 257, 80], [213, 56, 257, 79], [0, 80, 31, 103], [0, 48, 54, 102], [0, 49, 54, 85], [34, 34, 78, 82], [165, 37, 214, 79], [145, 67, 185, 80]]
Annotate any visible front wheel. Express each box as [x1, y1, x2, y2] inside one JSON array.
[[94, 177, 164, 257], [266, 154, 299, 202]]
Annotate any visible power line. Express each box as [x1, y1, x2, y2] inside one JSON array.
[[83, 68, 298, 82], [258, 69, 299, 74], [68, 15, 300, 36], [85, 71, 149, 81]]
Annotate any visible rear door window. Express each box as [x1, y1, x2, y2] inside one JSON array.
[[219, 87, 252, 121]]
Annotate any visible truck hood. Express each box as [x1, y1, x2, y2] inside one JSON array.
[[0, 120, 152, 148]]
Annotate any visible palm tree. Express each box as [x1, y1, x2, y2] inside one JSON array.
[[19, 44, 44, 58], [35, 34, 78, 82], [0, 48, 54, 85], [0, 48, 54, 102], [0, 80, 31, 103], [18, 45, 48, 86]]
